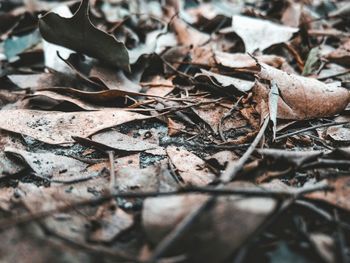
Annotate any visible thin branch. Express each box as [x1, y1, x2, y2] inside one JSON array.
[[275, 121, 348, 141], [220, 117, 269, 183]]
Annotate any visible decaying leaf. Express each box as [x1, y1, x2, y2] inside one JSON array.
[[253, 64, 350, 120], [326, 39, 350, 66], [1, 0, 350, 261], [326, 120, 350, 142], [166, 146, 215, 186], [89, 201, 134, 243], [195, 69, 255, 93], [39, 0, 129, 70], [205, 150, 239, 170], [0, 109, 149, 144], [5, 148, 99, 182], [230, 15, 298, 52], [258, 148, 323, 167], [192, 101, 249, 135], [75, 130, 159, 152], [171, 17, 210, 46], [307, 176, 350, 211], [23, 90, 103, 111], [167, 118, 186, 136], [39, 87, 161, 103], [142, 185, 277, 262], [214, 52, 286, 69]]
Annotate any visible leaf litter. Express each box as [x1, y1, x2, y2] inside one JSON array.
[[0, 0, 350, 262]]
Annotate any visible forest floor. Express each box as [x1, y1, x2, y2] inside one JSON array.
[[0, 0, 350, 262]]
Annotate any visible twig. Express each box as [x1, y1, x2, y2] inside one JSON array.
[[220, 117, 269, 183], [0, 184, 331, 233], [107, 151, 116, 190], [147, 196, 214, 262], [334, 210, 348, 263], [218, 96, 244, 142], [275, 121, 348, 141]]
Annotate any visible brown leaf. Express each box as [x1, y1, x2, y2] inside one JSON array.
[[166, 146, 215, 186], [40, 87, 161, 103], [230, 15, 298, 52], [192, 101, 248, 134], [23, 90, 103, 111], [89, 201, 133, 243], [75, 130, 159, 152], [214, 52, 286, 70], [253, 64, 350, 120], [90, 66, 141, 92], [306, 176, 350, 211], [8, 72, 75, 90], [5, 148, 99, 182], [167, 118, 186, 136], [195, 69, 255, 93], [171, 17, 210, 46], [142, 186, 277, 262], [0, 109, 149, 144], [326, 39, 350, 67]]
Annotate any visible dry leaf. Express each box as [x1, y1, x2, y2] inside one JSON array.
[[307, 176, 350, 211], [195, 69, 255, 93], [0, 109, 149, 144], [166, 146, 215, 186], [231, 15, 298, 52], [89, 201, 133, 243], [5, 148, 99, 182], [142, 188, 276, 262], [214, 52, 286, 69], [254, 64, 350, 120]]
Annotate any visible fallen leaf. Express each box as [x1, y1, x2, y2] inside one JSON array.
[[23, 90, 103, 111], [39, 0, 129, 70], [5, 148, 100, 182], [253, 63, 350, 120], [326, 39, 350, 67], [214, 51, 286, 69], [8, 72, 75, 90], [309, 233, 335, 263], [302, 47, 321, 76], [90, 66, 141, 92], [142, 187, 276, 262], [89, 201, 133, 243], [75, 130, 159, 152], [167, 118, 186, 136], [205, 150, 239, 170], [230, 15, 298, 53], [166, 146, 215, 186], [195, 69, 255, 93], [171, 17, 210, 46], [39, 87, 161, 103], [327, 124, 350, 142], [192, 101, 249, 134], [258, 149, 323, 169], [307, 176, 350, 211], [281, 1, 302, 27], [0, 109, 149, 144]]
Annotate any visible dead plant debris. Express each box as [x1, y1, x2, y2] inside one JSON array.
[[0, 0, 350, 262]]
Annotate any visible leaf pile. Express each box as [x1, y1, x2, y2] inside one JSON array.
[[0, 0, 350, 262]]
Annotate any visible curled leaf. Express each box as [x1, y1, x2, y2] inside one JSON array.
[[254, 64, 349, 120]]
